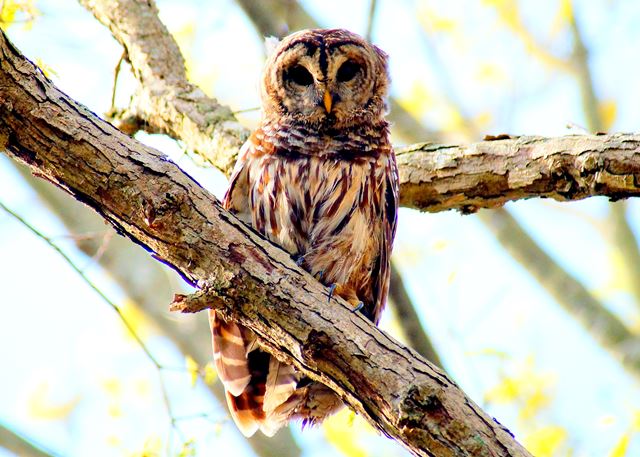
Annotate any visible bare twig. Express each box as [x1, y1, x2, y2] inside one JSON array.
[[0, 200, 187, 446]]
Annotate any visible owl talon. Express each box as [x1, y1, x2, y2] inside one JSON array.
[[292, 254, 305, 267], [351, 302, 364, 313], [315, 270, 324, 281], [327, 283, 337, 303]]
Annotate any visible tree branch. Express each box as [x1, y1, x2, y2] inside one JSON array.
[[79, 0, 247, 175], [12, 163, 301, 457], [0, 423, 56, 457], [0, 29, 530, 457], [477, 208, 640, 379], [397, 135, 640, 213], [388, 263, 444, 369]]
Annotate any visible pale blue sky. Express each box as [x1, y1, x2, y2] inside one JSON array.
[[1, 0, 640, 456]]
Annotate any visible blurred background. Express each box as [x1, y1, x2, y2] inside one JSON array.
[[1, 0, 640, 456]]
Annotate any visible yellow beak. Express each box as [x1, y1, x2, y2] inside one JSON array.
[[323, 89, 333, 113]]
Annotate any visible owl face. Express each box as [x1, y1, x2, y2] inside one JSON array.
[[261, 29, 389, 127]]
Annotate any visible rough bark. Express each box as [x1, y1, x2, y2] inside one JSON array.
[[79, 0, 247, 175], [396, 135, 640, 213], [0, 29, 530, 457], [79, 0, 640, 215], [12, 164, 301, 457]]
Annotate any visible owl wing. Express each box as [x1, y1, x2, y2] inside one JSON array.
[[370, 151, 399, 324], [210, 135, 299, 437]]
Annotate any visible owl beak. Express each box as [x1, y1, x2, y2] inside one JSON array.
[[323, 89, 333, 113]]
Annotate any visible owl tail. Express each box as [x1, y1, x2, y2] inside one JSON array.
[[209, 310, 298, 437]]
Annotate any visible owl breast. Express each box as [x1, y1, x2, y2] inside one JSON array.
[[227, 121, 395, 320]]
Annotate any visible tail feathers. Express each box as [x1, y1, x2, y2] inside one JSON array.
[[210, 311, 251, 396], [210, 311, 341, 436], [225, 391, 261, 437], [264, 358, 298, 415]]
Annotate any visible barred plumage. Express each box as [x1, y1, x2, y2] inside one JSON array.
[[210, 28, 398, 437]]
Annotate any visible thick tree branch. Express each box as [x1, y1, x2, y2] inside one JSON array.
[[0, 30, 529, 457], [79, 0, 640, 215], [79, 0, 247, 175], [397, 135, 640, 213], [12, 163, 301, 457]]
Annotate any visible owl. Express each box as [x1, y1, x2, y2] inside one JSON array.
[[209, 28, 398, 437]]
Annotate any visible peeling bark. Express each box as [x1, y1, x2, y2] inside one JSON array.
[[0, 29, 531, 457], [397, 136, 640, 213]]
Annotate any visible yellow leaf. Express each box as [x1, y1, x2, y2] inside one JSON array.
[[35, 58, 58, 79], [129, 435, 162, 457], [520, 389, 550, 421], [523, 426, 567, 457], [186, 356, 199, 387], [599, 100, 617, 131], [608, 432, 631, 457], [28, 383, 81, 421], [551, 0, 574, 35], [484, 377, 522, 404], [118, 300, 153, 341], [324, 409, 369, 457], [397, 82, 433, 118], [203, 362, 217, 385], [0, 0, 38, 30], [632, 410, 640, 432]]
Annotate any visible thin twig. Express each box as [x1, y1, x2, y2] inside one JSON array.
[[0, 201, 186, 443], [365, 0, 377, 42], [110, 50, 126, 112]]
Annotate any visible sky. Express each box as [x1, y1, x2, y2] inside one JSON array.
[[1, 0, 640, 456]]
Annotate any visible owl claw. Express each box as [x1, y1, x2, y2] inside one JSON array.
[[315, 270, 324, 281], [327, 283, 337, 303], [292, 254, 305, 267], [351, 302, 364, 313]]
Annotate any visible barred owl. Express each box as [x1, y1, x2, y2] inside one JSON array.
[[209, 28, 398, 437]]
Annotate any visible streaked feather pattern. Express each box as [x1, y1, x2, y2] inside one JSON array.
[[210, 28, 397, 437]]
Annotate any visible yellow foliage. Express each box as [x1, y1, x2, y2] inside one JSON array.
[[118, 300, 153, 341], [598, 99, 618, 131], [129, 435, 162, 457], [28, 382, 81, 421], [323, 409, 371, 457], [481, 0, 569, 71], [608, 432, 630, 457], [0, 0, 38, 30], [417, 3, 458, 34], [203, 362, 217, 385], [632, 410, 640, 432], [186, 356, 199, 387], [523, 426, 567, 457], [551, 0, 574, 36], [398, 81, 434, 118], [35, 58, 58, 79], [484, 357, 554, 421]]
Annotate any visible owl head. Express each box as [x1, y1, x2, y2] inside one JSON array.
[[261, 29, 390, 128]]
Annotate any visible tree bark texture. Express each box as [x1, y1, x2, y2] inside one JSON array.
[[0, 29, 531, 457], [13, 164, 302, 457]]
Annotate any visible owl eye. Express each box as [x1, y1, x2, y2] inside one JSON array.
[[285, 65, 314, 86], [336, 60, 361, 82]]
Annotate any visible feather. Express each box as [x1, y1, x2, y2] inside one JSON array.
[[209, 311, 251, 396], [264, 357, 298, 414]]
